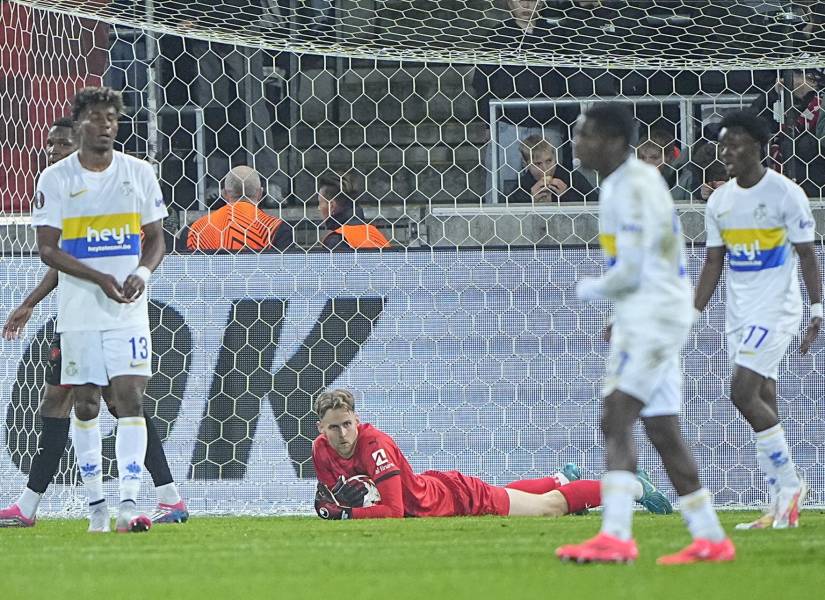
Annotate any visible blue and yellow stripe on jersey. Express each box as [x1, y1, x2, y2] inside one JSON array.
[[721, 227, 788, 272], [61, 212, 141, 259], [599, 232, 617, 267]]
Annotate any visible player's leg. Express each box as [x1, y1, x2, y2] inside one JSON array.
[[556, 390, 643, 563], [505, 462, 581, 494], [103, 326, 153, 533], [101, 388, 188, 524], [731, 361, 804, 528], [60, 329, 112, 531], [641, 356, 734, 565], [0, 385, 73, 527]]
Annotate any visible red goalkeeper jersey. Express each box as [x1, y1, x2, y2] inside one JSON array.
[[313, 423, 491, 519]]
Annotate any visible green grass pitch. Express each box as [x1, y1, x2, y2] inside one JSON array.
[[1, 512, 823, 600]]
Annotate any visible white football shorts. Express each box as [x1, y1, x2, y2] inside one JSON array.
[[727, 325, 794, 381], [603, 322, 690, 417], [60, 324, 152, 385]]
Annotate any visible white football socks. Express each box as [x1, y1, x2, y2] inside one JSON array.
[[679, 488, 725, 542], [116, 417, 147, 503], [71, 417, 104, 505], [600, 470, 637, 541], [156, 483, 181, 506], [755, 424, 800, 491], [17, 488, 42, 520]]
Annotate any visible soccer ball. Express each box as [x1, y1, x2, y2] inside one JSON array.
[[346, 475, 382, 507]]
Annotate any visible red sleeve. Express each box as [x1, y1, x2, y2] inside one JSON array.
[[311, 441, 338, 488], [351, 472, 404, 519]]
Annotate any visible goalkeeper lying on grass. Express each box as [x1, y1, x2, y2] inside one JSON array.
[[312, 389, 672, 520]]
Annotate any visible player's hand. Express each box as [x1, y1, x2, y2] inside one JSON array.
[[331, 476, 370, 508], [800, 316, 821, 354], [545, 177, 569, 196], [3, 305, 34, 340], [122, 274, 146, 302], [315, 499, 352, 520], [96, 274, 129, 304], [314, 483, 352, 520]]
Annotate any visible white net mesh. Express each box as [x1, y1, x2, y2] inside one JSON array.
[[1, 1, 824, 514]]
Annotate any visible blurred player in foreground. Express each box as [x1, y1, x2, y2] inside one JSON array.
[[0, 117, 186, 529], [695, 111, 821, 530], [556, 104, 734, 565], [30, 86, 167, 533], [312, 389, 672, 520]]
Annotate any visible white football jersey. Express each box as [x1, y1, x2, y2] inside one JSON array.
[[593, 157, 692, 328], [705, 168, 815, 335], [31, 151, 168, 332]]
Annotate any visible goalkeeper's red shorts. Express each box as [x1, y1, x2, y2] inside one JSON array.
[[422, 470, 510, 517]]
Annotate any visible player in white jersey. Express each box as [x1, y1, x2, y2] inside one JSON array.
[[695, 110, 821, 530], [31, 86, 168, 533], [556, 104, 734, 565]]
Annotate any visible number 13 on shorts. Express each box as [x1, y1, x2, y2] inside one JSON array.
[[130, 336, 149, 360]]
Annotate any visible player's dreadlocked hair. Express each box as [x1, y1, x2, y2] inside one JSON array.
[[584, 103, 637, 147], [314, 389, 357, 419], [719, 110, 772, 147], [71, 86, 124, 122]]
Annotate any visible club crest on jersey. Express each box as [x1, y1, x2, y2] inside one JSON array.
[[121, 181, 135, 197], [753, 203, 768, 222], [33, 191, 45, 209]]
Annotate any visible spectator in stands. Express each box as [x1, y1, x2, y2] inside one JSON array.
[[317, 172, 391, 250], [510, 135, 595, 203], [690, 142, 729, 201], [750, 67, 825, 197], [635, 128, 690, 201], [184, 166, 293, 251], [473, 0, 616, 200]]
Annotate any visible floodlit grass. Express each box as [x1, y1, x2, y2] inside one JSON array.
[[1, 512, 823, 600]]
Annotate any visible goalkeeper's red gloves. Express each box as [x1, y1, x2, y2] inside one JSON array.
[[314, 483, 352, 520]]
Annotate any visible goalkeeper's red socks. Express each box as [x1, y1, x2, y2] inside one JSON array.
[[505, 476, 562, 494], [558, 480, 601, 514]]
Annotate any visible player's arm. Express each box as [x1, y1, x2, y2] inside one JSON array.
[[795, 241, 822, 353], [123, 219, 165, 300], [2, 268, 58, 340], [315, 473, 404, 520], [36, 226, 128, 303], [351, 474, 404, 519], [576, 192, 645, 302], [694, 195, 725, 315], [785, 189, 821, 353], [693, 246, 725, 313]]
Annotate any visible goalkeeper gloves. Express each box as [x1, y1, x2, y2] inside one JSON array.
[[331, 476, 370, 508], [314, 483, 352, 520]]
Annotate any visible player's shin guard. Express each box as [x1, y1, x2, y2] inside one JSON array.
[[71, 417, 104, 505], [116, 417, 147, 503], [679, 488, 725, 542]]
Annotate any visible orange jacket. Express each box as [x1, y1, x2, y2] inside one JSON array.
[[325, 224, 391, 250], [187, 202, 288, 251]]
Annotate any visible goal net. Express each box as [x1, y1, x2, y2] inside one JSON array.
[[1, 0, 824, 515]]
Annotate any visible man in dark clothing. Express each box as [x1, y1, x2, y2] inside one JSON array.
[[317, 176, 391, 250], [508, 135, 596, 203]]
